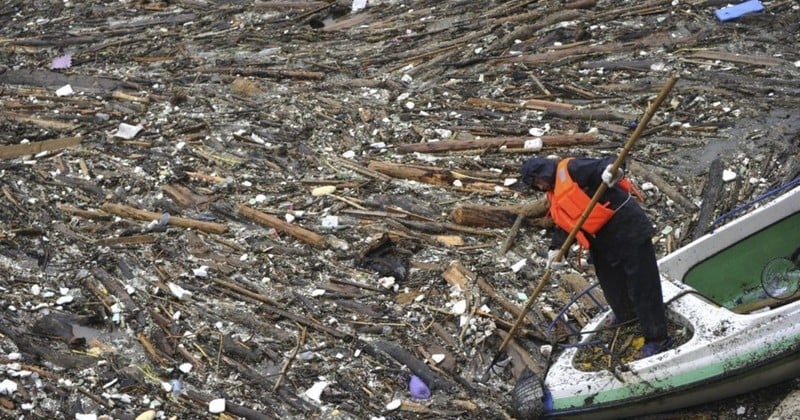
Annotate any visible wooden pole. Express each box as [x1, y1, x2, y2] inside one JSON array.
[[484, 75, 679, 378]]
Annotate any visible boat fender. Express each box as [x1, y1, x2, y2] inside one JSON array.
[[511, 368, 545, 419]]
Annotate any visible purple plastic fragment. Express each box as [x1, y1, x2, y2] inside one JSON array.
[[409, 375, 431, 399], [715, 0, 764, 22], [51, 53, 72, 70]]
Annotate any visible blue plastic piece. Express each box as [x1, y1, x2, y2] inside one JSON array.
[[715, 0, 764, 22]]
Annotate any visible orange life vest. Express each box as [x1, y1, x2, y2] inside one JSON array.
[[546, 158, 634, 248]]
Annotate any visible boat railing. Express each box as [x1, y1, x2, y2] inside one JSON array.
[[710, 176, 800, 230]]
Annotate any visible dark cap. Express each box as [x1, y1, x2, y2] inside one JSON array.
[[517, 157, 557, 190]]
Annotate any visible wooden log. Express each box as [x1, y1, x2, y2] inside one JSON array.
[[237, 204, 327, 249], [688, 51, 786, 67], [395, 133, 598, 154], [58, 204, 111, 220], [161, 184, 216, 208], [543, 107, 635, 122], [565, 0, 597, 8], [465, 97, 575, 112], [0, 136, 82, 160], [95, 234, 156, 246], [692, 158, 724, 240], [450, 200, 551, 228], [443, 260, 473, 290], [495, 329, 544, 377], [371, 340, 456, 391], [91, 268, 138, 311], [366, 161, 505, 193], [0, 111, 79, 131], [101, 203, 228, 234], [628, 161, 697, 213]]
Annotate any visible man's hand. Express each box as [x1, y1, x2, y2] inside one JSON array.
[[601, 164, 624, 187]]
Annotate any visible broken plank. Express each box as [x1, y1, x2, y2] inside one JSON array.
[[0, 112, 78, 131], [0, 136, 82, 160]]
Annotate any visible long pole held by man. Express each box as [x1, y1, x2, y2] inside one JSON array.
[[484, 75, 679, 379]]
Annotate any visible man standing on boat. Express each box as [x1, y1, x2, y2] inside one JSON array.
[[518, 155, 673, 359]]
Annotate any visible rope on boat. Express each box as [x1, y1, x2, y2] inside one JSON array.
[[710, 176, 800, 230]]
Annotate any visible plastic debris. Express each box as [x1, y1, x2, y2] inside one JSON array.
[[135, 410, 157, 420], [352, 0, 367, 12], [715, 0, 764, 22], [168, 282, 193, 300], [722, 169, 737, 182], [312, 185, 336, 196], [385, 399, 402, 410], [511, 258, 526, 273], [321, 215, 339, 228], [451, 299, 467, 315], [55, 295, 73, 305], [528, 124, 550, 136], [409, 375, 431, 399], [51, 53, 72, 70], [304, 380, 328, 403], [170, 379, 183, 394], [540, 344, 553, 358], [0, 379, 18, 395], [523, 137, 543, 151], [192, 266, 209, 278], [208, 398, 226, 414], [378, 276, 395, 289], [55, 84, 74, 97], [113, 122, 144, 139]]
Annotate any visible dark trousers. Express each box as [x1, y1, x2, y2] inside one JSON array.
[[590, 239, 668, 342]]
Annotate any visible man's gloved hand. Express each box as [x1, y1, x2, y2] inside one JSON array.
[[546, 250, 565, 269], [601, 164, 624, 187]]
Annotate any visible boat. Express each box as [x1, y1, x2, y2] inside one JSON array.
[[512, 180, 800, 419]]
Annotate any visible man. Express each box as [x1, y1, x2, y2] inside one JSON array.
[[518, 155, 672, 359]]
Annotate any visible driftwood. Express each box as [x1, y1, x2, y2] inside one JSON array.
[[237, 204, 327, 249], [495, 329, 545, 377], [629, 161, 697, 213], [500, 215, 525, 255], [100, 203, 228, 234], [371, 340, 456, 392], [692, 158, 724, 239], [493, 29, 707, 66], [544, 107, 635, 122], [0, 136, 82, 160], [688, 51, 787, 67], [450, 199, 551, 228], [367, 161, 505, 193], [465, 97, 575, 112], [395, 133, 598, 154]]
